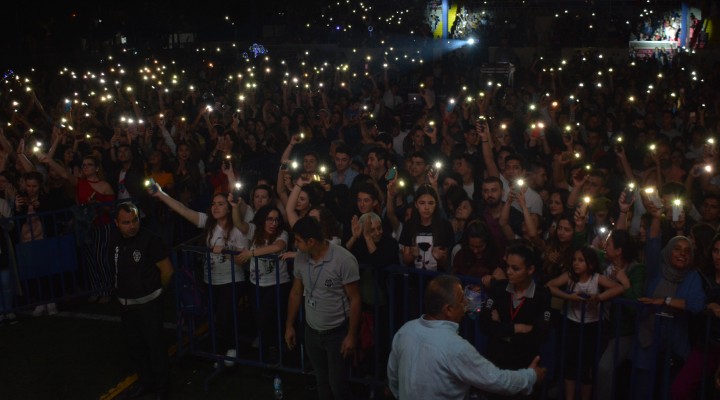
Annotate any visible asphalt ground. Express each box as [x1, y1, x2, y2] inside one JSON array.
[[0, 297, 371, 400]]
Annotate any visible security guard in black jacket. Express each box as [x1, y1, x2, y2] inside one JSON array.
[[111, 202, 173, 399]]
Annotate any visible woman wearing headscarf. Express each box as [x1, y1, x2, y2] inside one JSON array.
[[633, 199, 705, 399], [670, 233, 720, 399]]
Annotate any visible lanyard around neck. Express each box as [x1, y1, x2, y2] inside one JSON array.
[[509, 292, 527, 321]]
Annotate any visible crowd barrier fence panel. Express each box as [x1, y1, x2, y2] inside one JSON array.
[[170, 258, 720, 398], [0, 199, 178, 314], [0, 206, 96, 312]]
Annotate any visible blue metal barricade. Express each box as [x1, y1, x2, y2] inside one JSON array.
[[168, 259, 720, 398]]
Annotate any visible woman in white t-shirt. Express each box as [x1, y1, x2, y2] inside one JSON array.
[[233, 204, 289, 360], [151, 187, 248, 364]]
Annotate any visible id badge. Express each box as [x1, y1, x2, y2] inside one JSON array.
[[308, 298, 317, 308]]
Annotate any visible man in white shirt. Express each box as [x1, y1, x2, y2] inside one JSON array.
[[388, 275, 545, 400]]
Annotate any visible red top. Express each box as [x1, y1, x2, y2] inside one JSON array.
[[77, 178, 116, 225]]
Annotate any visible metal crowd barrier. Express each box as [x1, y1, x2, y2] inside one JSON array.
[[0, 204, 103, 313], [170, 256, 720, 399], [0, 198, 183, 315]]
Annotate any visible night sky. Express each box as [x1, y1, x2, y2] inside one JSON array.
[[0, 0, 325, 62]]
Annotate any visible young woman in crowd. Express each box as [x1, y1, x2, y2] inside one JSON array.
[[284, 176, 323, 228], [448, 192, 476, 244], [543, 188, 570, 242], [151, 186, 248, 367], [398, 185, 454, 272], [41, 153, 115, 303], [451, 220, 503, 281], [233, 204, 289, 362]]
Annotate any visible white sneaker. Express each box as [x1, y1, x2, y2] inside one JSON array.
[[6, 313, 17, 324], [32, 305, 47, 317], [46, 303, 58, 315], [224, 349, 237, 367]]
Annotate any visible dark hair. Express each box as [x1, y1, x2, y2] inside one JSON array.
[[300, 182, 324, 210], [408, 150, 429, 164], [355, 182, 379, 202], [528, 160, 549, 175], [692, 223, 717, 267], [82, 154, 104, 179], [367, 146, 388, 163], [375, 133, 392, 145], [303, 151, 320, 161], [444, 185, 469, 215], [703, 234, 720, 278], [424, 274, 461, 316], [310, 206, 342, 240], [608, 229, 639, 263], [335, 144, 352, 157], [406, 185, 447, 248], [506, 243, 537, 271], [439, 171, 463, 187], [504, 153, 526, 170], [251, 184, 275, 208], [548, 188, 570, 217], [203, 193, 233, 247], [293, 216, 325, 242], [23, 171, 44, 185], [482, 175, 504, 187], [251, 205, 285, 247], [569, 246, 601, 282], [458, 220, 498, 263], [454, 153, 479, 174]]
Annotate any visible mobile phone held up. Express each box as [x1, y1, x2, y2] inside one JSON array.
[[144, 178, 159, 194]]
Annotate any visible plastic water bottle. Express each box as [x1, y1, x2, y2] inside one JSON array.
[[273, 376, 283, 399], [464, 285, 484, 320]]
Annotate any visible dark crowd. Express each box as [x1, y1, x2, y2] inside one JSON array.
[[1, 8, 720, 397]]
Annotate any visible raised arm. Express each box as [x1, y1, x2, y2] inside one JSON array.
[[499, 197, 516, 241], [229, 193, 250, 235], [477, 120, 500, 178], [615, 191, 633, 230], [39, 151, 77, 186], [15, 139, 37, 173], [385, 180, 401, 234], [285, 176, 310, 228], [150, 187, 201, 226]]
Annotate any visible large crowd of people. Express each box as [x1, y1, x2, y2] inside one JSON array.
[[0, 7, 720, 396]]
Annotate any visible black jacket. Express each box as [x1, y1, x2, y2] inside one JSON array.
[[480, 279, 552, 370]]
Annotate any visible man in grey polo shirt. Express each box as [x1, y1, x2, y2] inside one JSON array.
[[285, 216, 361, 400]]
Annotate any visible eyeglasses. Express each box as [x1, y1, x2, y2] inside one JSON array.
[[81, 163, 95, 168], [266, 217, 282, 223]]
